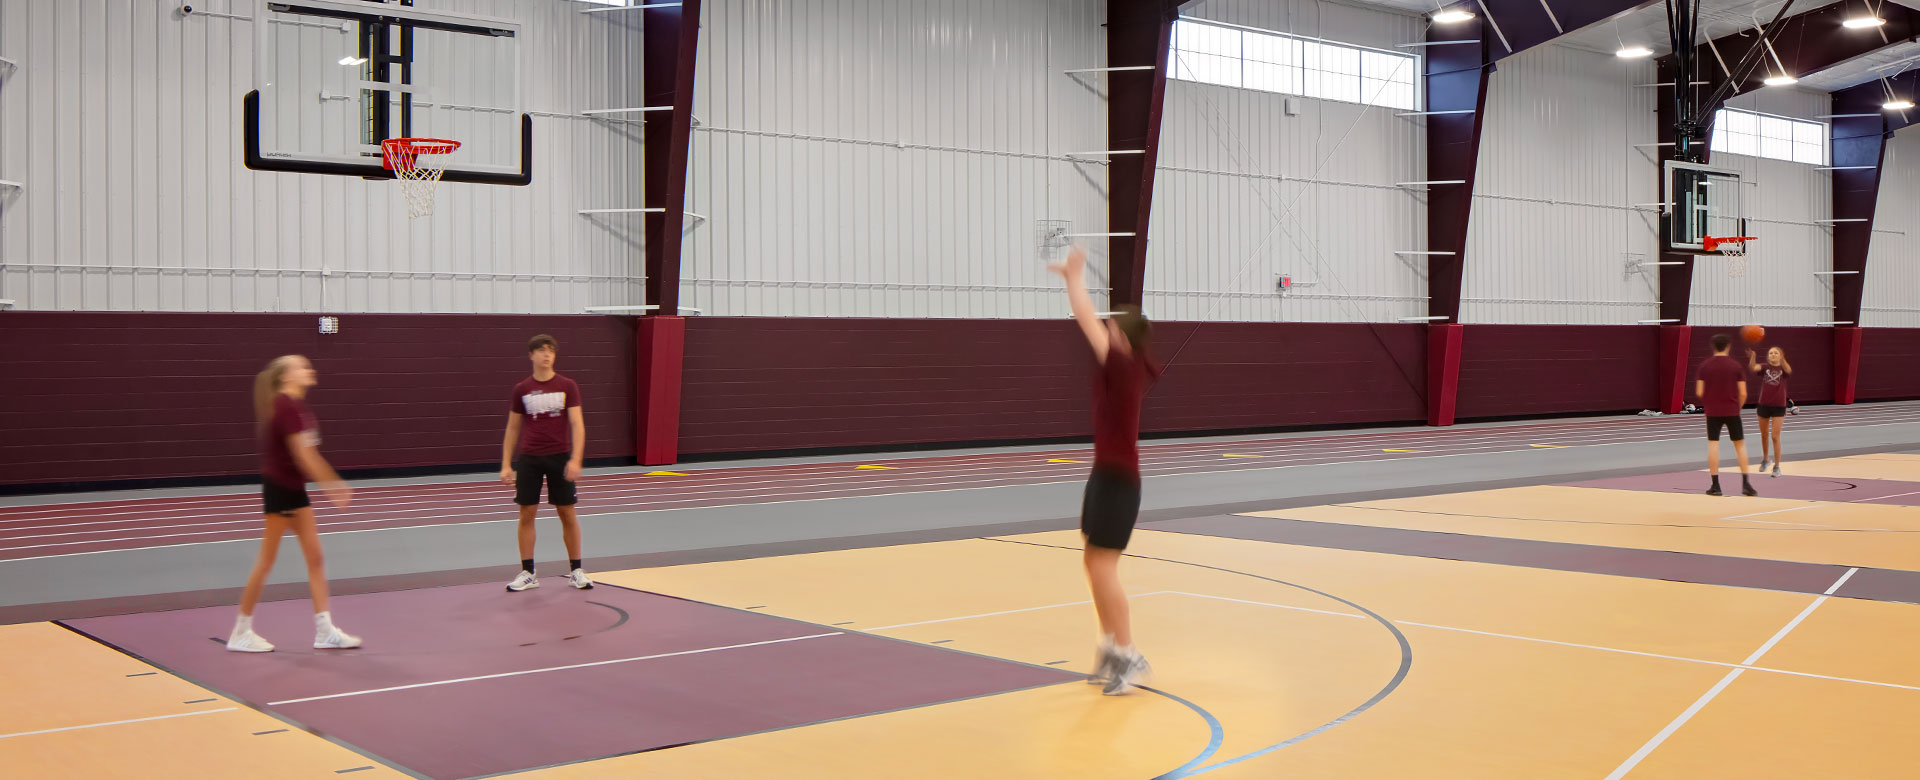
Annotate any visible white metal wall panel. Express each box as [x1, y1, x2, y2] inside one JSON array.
[[1688, 88, 1835, 327], [1863, 131, 1919, 327], [679, 0, 1109, 319], [1148, 0, 1427, 323], [1462, 43, 1663, 325], [0, 0, 647, 313]]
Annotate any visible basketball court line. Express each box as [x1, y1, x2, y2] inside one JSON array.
[[8, 403, 1920, 524], [12, 418, 1920, 564], [1602, 568, 1858, 779], [0, 706, 238, 740], [264, 632, 842, 706]]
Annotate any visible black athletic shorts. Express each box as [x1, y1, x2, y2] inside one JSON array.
[[1757, 405, 1787, 419], [1706, 415, 1746, 442], [263, 479, 311, 515], [1081, 467, 1142, 551], [515, 453, 578, 507]]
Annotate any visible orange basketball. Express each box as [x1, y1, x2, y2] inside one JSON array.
[[1741, 324, 1765, 344]]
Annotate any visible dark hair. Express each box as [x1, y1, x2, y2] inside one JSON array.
[[1711, 333, 1731, 351], [1111, 305, 1152, 355], [528, 334, 558, 353]]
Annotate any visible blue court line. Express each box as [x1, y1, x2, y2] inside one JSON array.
[[1143, 685, 1225, 780], [989, 538, 1415, 779]]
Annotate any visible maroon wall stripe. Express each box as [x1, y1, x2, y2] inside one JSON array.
[[0, 312, 636, 486], [1858, 328, 1920, 401], [1454, 324, 1659, 419]]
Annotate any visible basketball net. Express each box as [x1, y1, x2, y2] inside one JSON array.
[[1705, 235, 1753, 278], [381, 138, 460, 219]]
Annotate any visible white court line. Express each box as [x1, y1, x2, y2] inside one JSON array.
[[12, 407, 1920, 525], [0, 707, 237, 739], [1602, 567, 1858, 780], [266, 632, 842, 706], [861, 591, 1172, 632], [12, 419, 1920, 564]]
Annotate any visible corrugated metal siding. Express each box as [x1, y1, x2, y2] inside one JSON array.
[[1688, 88, 1833, 327], [1148, 0, 1426, 323], [0, 0, 646, 314], [1463, 43, 1662, 325], [1864, 131, 1919, 328], [680, 0, 1108, 319]]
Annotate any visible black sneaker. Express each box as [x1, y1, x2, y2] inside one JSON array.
[[1706, 484, 1723, 496], [1742, 482, 1758, 497]]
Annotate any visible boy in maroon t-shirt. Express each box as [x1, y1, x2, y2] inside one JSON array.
[[1695, 333, 1757, 497], [1049, 244, 1161, 696], [501, 334, 592, 591]]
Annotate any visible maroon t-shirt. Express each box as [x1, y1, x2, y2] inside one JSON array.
[[1091, 347, 1160, 479], [261, 394, 318, 489], [1696, 355, 1747, 417], [1754, 363, 1789, 407], [511, 375, 581, 456]]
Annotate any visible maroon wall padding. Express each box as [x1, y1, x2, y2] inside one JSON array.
[[1426, 324, 1464, 426], [1142, 322, 1428, 433], [1454, 325, 1660, 419], [635, 316, 687, 466], [1658, 325, 1693, 414], [0, 312, 635, 487], [676, 318, 1429, 456], [1858, 328, 1920, 401], [1685, 326, 1834, 405], [677, 318, 1094, 455]]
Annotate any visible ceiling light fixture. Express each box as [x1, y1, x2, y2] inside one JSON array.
[[1617, 46, 1654, 58], [1886, 98, 1917, 110], [1761, 40, 1796, 87], [1432, 9, 1475, 23], [338, 56, 368, 66]]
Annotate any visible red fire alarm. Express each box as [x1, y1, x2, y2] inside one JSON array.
[[1277, 275, 1292, 291]]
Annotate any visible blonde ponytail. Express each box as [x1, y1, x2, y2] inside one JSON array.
[[255, 355, 301, 427]]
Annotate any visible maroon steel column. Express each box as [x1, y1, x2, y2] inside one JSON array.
[[1422, 16, 1488, 325], [1105, 1, 1177, 307], [636, 0, 702, 465]]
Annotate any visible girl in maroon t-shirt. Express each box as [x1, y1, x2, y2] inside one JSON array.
[[1049, 243, 1162, 696], [227, 355, 362, 653], [1747, 346, 1793, 477]]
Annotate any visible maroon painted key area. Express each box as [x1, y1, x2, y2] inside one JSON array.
[[64, 582, 1072, 779]]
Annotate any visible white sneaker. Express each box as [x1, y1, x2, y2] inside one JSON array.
[[226, 629, 275, 653], [314, 626, 362, 650], [1102, 650, 1152, 696], [506, 570, 540, 592], [568, 568, 594, 589]]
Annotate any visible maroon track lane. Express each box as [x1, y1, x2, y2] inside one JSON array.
[[7, 402, 1920, 561]]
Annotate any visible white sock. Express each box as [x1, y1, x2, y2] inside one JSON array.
[[314, 611, 334, 633], [233, 615, 254, 635]]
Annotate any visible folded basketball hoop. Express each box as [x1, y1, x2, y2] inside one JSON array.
[[1705, 235, 1756, 278], [381, 138, 460, 218]]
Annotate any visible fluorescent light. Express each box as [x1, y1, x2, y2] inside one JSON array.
[[1617, 46, 1654, 59], [1886, 99, 1917, 110], [1843, 16, 1886, 28], [1764, 75, 1799, 86], [338, 56, 367, 66], [1432, 9, 1475, 23]]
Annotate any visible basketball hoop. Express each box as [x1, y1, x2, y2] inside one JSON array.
[[1705, 235, 1756, 278], [381, 138, 460, 218]]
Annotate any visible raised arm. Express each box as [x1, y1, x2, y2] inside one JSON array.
[[1746, 348, 1763, 373], [1047, 244, 1111, 363]]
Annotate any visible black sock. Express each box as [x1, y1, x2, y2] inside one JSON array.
[[570, 558, 583, 572], [1742, 474, 1752, 486], [521, 559, 535, 574], [1710, 475, 1721, 486]]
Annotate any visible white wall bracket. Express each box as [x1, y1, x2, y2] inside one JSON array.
[[1395, 251, 1456, 256], [1397, 315, 1452, 322], [581, 106, 673, 116], [1399, 109, 1476, 117], [1064, 232, 1137, 238], [578, 208, 709, 221], [1638, 319, 1682, 324], [1813, 270, 1861, 275], [1817, 320, 1855, 325], [1066, 150, 1145, 160], [1397, 180, 1466, 188], [1816, 166, 1876, 171], [0, 179, 21, 191], [1064, 66, 1155, 74], [1816, 218, 1870, 224], [580, 2, 684, 13]]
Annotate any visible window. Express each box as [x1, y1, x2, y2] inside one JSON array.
[[1709, 108, 1826, 166], [1170, 19, 1420, 110]]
